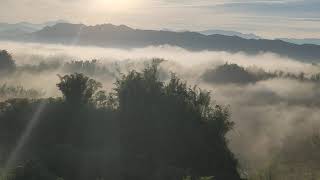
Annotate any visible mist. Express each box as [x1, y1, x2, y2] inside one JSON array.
[[1, 40, 320, 176]]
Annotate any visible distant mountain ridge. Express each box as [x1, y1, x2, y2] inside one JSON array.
[[199, 30, 320, 45], [0, 20, 68, 39], [279, 38, 320, 46], [199, 29, 260, 39], [2, 22, 320, 62]]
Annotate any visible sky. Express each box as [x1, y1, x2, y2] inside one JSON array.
[[1, 0, 320, 39]]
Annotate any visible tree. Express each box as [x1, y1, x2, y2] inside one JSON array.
[[56, 73, 104, 105], [202, 63, 257, 84], [6, 161, 58, 180], [0, 63, 240, 180], [0, 50, 16, 73], [115, 62, 240, 180]]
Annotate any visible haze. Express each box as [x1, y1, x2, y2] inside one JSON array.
[[1, 1, 320, 179], [1, 0, 320, 39]]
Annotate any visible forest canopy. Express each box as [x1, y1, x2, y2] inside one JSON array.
[[0, 50, 16, 74], [0, 60, 240, 180]]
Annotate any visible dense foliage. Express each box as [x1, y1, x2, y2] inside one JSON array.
[[202, 63, 257, 84], [0, 62, 240, 180], [0, 50, 16, 74], [202, 63, 320, 84], [0, 84, 44, 100]]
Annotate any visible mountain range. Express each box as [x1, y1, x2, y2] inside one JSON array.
[[198, 29, 260, 39], [278, 38, 320, 46], [1, 22, 320, 62], [198, 30, 320, 46], [0, 20, 67, 39]]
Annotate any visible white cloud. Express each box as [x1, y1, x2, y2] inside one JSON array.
[[1, 41, 320, 172]]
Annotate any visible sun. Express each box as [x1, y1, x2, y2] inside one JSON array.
[[92, 0, 142, 12]]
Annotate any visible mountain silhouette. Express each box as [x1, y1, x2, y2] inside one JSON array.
[[279, 38, 320, 46], [199, 29, 260, 39], [3, 23, 320, 62], [0, 20, 68, 39]]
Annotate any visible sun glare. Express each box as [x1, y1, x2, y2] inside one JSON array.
[[92, 0, 143, 12]]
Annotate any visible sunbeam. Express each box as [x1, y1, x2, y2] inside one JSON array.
[[4, 102, 47, 171]]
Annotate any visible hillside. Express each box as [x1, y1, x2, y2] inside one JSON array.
[[6, 23, 320, 62]]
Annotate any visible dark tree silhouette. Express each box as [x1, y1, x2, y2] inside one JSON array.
[[0, 50, 16, 73], [202, 63, 320, 85], [202, 63, 257, 84], [8, 161, 58, 180], [56, 73, 103, 105], [116, 61, 240, 180], [0, 63, 241, 180]]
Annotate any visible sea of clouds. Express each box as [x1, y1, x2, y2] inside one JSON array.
[[1, 40, 320, 174]]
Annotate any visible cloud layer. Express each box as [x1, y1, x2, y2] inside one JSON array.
[[0, 0, 319, 38], [1, 41, 320, 175]]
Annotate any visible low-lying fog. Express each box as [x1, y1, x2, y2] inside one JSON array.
[[1, 40, 320, 174]]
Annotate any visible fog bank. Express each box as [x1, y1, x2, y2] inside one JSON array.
[[1, 41, 320, 175]]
